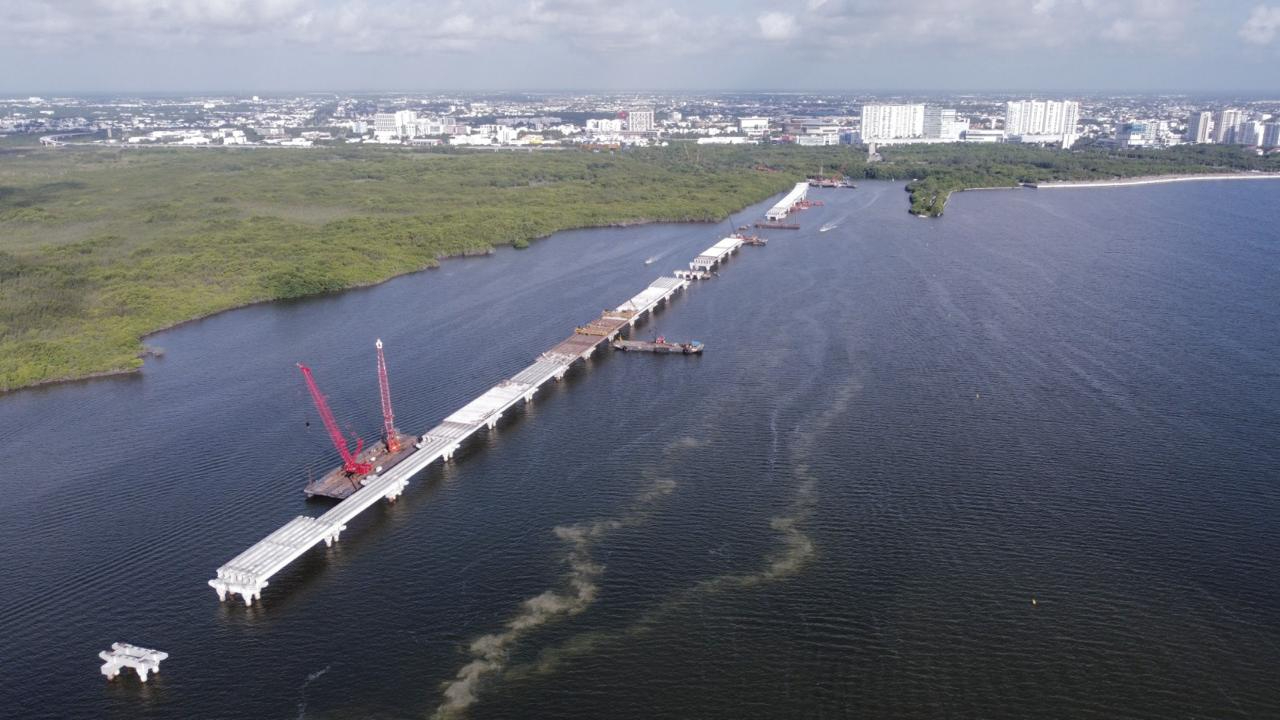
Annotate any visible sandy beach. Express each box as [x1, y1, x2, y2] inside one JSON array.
[[1031, 172, 1280, 189]]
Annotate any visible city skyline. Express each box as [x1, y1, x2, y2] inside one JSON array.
[[4, 1, 1280, 93]]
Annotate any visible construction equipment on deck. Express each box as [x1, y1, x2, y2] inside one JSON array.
[[298, 363, 372, 476], [375, 339, 401, 453]]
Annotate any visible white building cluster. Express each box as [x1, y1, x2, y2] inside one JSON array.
[[1003, 100, 1080, 147], [344, 105, 665, 148], [859, 104, 969, 144], [856, 99, 1081, 147], [1184, 108, 1280, 148], [1115, 121, 1174, 147]]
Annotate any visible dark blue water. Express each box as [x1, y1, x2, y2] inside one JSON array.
[[1, 180, 1278, 719]]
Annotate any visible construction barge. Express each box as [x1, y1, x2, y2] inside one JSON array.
[[613, 338, 704, 354], [755, 221, 800, 230], [303, 431, 417, 499]]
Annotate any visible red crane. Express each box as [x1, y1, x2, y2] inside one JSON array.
[[297, 363, 372, 476], [375, 339, 401, 453]]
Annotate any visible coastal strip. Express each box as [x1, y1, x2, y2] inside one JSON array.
[[1028, 172, 1280, 189]]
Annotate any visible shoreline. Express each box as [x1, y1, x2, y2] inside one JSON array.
[[1029, 172, 1280, 189], [0, 210, 744, 397]]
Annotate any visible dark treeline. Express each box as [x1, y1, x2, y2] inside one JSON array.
[[866, 143, 1280, 216]]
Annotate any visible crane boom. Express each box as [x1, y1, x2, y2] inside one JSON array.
[[298, 363, 372, 476], [375, 339, 401, 452]]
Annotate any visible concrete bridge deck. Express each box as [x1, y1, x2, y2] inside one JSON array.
[[765, 182, 809, 221], [209, 275, 691, 605]]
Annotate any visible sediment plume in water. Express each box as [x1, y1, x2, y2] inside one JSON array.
[[433, 375, 854, 716], [430, 440, 701, 718], [506, 383, 854, 682]]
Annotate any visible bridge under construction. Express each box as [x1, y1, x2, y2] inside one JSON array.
[[209, 236, 761, 606]]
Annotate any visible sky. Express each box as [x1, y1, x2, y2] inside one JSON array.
[[3, 0, 1280, 94]]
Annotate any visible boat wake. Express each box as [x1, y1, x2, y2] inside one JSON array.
[[295, 664, 331, 720]]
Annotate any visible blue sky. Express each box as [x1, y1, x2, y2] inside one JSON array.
[[3, 0, 1279, 93]]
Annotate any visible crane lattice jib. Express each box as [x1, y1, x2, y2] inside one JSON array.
[[375, 339, 400, 452], [297, 363, 372, 475]]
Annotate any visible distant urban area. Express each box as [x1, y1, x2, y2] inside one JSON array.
[[5, 93, 1280, 153]]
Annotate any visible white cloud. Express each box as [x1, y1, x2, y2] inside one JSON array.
[[1240, 4, 1280, 43], [0, 0, 1253, 65], [757, 12, 798, 41], [778, 0, 1198, 51]]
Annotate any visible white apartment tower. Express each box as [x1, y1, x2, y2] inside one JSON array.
[[861, 104, 925, 141], [1264, 122, 1280, 148], [1213, 109, 1242, 144], [626, 108, 655, 133], [922, 107, 967, 140], [373, 113, 398, 136], [1004, 100, 1080, 143], [1236, 120, 1264, 146], [1186, 111, 1213, 144], [739, 116, 770, 137]]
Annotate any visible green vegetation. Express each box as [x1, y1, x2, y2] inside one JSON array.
[[3, 141, 1277, 392], [868, 144, 1280, 217], [0, 144, 864, 391]]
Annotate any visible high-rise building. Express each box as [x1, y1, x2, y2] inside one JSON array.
[[1186, 111, 1213, 143], [586, 118, 623, 133], [1004, 100, 1079, 143], [922, 106, 966, 140], [739, 116, 770, 137], [1235, 120, 1265, 146], [922, 106, 947, 138], [373, 113, 398, 140], [626, 108, 655, 133], [861, 104, 925, 141], [394, 110, 418, 139], [1213, 109, 1242, 144], [1264, 122, 1280, 148]]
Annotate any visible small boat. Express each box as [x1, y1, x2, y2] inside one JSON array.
[[819, 222, 837, 233], [644, 256, 655, 265]]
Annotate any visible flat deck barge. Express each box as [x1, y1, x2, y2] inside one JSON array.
[[612, 339, 703, 354], [303, 432, 418, 500]]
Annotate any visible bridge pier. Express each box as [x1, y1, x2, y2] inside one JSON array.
[[322, 523, 346, 546], [100, 644, 167, 682], [209, 577, 267, 606]]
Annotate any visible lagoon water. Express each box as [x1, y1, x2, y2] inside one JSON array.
[[1, 180, 1278, 719]]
